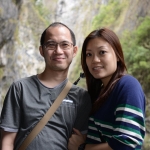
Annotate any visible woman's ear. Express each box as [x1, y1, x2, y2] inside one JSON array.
[[116, 54, 119, 62], [39, 46, 44, 57], [117, 57, 119, 61]]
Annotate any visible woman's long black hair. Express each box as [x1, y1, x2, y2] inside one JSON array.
[[81, 28, 127, 113]]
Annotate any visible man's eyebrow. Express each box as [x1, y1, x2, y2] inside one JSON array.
[[46, 40, 55, 42]]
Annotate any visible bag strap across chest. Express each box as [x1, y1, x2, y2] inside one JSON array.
[[18, 80, 72, 150]]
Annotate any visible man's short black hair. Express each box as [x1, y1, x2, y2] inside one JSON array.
[[40, 22, 76, 46]]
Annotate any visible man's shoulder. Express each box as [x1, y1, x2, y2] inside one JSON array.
[[13, 75, 37, 84], [70, 84, 91, 102], [9, 75, 38, 91], [71, 84, 88, 93]]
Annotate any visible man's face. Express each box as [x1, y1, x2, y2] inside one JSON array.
[[40, 26, 77, 72]]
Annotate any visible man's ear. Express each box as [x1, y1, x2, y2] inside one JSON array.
[[73, 46, 78, 58], [39, 46, 44, 57]]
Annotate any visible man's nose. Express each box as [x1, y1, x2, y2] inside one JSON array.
[[54, 44, 63, 53]]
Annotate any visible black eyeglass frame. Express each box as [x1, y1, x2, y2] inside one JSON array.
[[42, 41, 74, 50]]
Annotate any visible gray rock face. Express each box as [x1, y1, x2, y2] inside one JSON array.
[[0, 0, 45, 111], [0, 0, 150, 149], [0, 0, 22, 67], [0, 0, 22, 111]]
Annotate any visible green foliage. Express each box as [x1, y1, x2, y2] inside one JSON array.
[[0, 68, 4, 79], [143, 133, 150, 150], [69, 49, 87, 89], [33, 0, 50, 25], [135, 16, 150, 45], [0, 8, 2, 15], [14, 24, 21, 45], [92, 0, 127, 29], [12, 0, 17, 5], [68, 45, 87, 88], [121, 16, 150, 95]]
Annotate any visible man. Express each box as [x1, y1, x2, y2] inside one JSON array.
[[0, 22, 91, 150]]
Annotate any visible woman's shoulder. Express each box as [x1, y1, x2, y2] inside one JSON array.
[[120, 74, 138, 81], [114, 74, 144, 93], [112, 75, 145, 106], [118, 74, 141, 86]]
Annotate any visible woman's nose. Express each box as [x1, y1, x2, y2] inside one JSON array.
[[92, 55, 100, 63]]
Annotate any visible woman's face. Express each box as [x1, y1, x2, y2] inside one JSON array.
[[86, 37, 118, 87]]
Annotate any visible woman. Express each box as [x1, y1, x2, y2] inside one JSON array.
[[68, 28, 145, 150]]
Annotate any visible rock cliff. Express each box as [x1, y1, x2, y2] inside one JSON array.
[[0, 0, 150, 148]]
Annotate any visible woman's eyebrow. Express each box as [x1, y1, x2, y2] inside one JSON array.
[[86, 46, 106, 51], [98, 46, 106, 49], [86, 49, 92, 51]]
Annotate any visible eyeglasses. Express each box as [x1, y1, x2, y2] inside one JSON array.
[[43, 41, 74, 50]]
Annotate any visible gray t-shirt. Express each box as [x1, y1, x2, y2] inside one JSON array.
[[0, 75, 91, 150]]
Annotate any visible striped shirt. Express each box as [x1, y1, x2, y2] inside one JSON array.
[[86, 75, 145, 150]]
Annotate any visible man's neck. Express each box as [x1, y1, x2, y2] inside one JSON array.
[[37, 69, 68, 88]]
